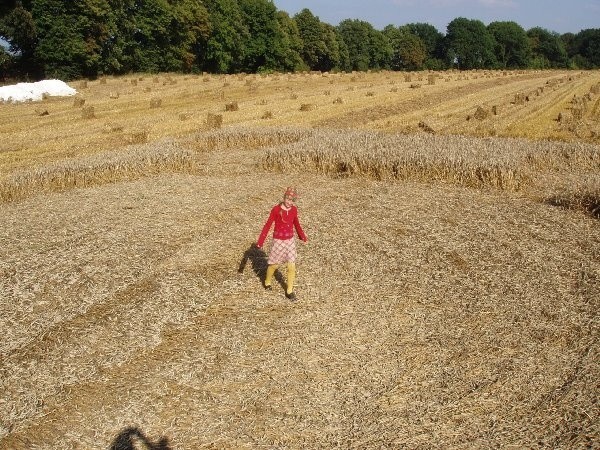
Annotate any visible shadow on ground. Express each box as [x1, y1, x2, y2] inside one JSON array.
[[109, 427, 171, 450], [238, 243, 285, 289]]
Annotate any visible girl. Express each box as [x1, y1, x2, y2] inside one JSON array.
[[256, 187, 308, 300]]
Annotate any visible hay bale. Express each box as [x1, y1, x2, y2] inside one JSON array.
[[150, 98, 162, 108], [300, 103, 315, 111], [73, 97, 86, 108], [144, 87, 152, 93], [206, 113, 223, 129], [427, 74, 436, 85], [474, 106, 490, 120], [81, 106, 95, 119], [410, 83, 422, 89], [261, 111, 273, 119], [225, 101, 239, 112], [99, 77, 107, 84], [79, 80, 88, 89], [418, 121, 435, 133], [572, 106, 583, 120], [491, 105, 499, 115], [404, 74, 412, 82], [513, 93, 526, 105], [109, 92, 119, 99], [333, 97, 344, 104], [126, 130, 149, 144], [179, 113, 192, 121], [107, 123, 124, 133], [366, 91, 375, 97], [557, 111, 571, 123], [35, 108, 49, 116]]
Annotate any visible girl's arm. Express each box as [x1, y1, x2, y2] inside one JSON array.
[[294, 214, 307, 242], [257, 207, 276, 248]]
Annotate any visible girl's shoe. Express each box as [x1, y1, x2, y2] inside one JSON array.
[[264, 284, 272, 291], [285, 292, 296, 301]]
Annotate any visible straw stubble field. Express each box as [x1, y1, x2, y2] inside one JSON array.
[[0, 70, 599, 449]]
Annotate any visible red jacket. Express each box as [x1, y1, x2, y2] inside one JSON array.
[[257, 203, 307, 248]]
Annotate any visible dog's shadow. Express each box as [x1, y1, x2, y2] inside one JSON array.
[[238, 243, 285, 289]]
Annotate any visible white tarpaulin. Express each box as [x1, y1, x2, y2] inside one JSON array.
[[0, 79, 77, 103]]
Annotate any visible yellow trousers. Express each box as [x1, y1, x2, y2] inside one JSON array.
[[265, 263, 296, 294]]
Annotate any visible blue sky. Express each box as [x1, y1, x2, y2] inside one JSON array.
[[272, 0, 600, 34]]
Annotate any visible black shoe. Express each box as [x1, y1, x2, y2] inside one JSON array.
[[264, 284, 272, 291], [285, 292, 296, 301]]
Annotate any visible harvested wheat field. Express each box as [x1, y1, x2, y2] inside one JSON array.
[[0, 70, 599, 449]]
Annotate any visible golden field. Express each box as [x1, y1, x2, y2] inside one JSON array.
[[0, 70, 598, 449]]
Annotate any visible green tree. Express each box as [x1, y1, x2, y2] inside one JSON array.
[[527, 27, 569, 68], [276, 11, 306, 71], [368, 26, 392, 70], [31, 0, 93, 79], [200, 0, 248, 73], [0, 45, 13, 79], [169, 0, 211, 71], [488, 21, 531, 68], [445, 17, 497, 69], [405, 22, 445, 68], [294, 8, 326, 70], [238, 0, 284, 72], [337, 19, 372, 71], [0, 2, 39, 76], [317, 22, 342, 71], [384, 25, 426, 70], [571, 29, 600, 68]]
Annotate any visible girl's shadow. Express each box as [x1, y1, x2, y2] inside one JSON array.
[[238, 243, 285, 289], [109, 427, 170, 450]]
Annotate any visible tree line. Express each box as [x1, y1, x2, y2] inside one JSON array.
[[1, 0, 599, 81]]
